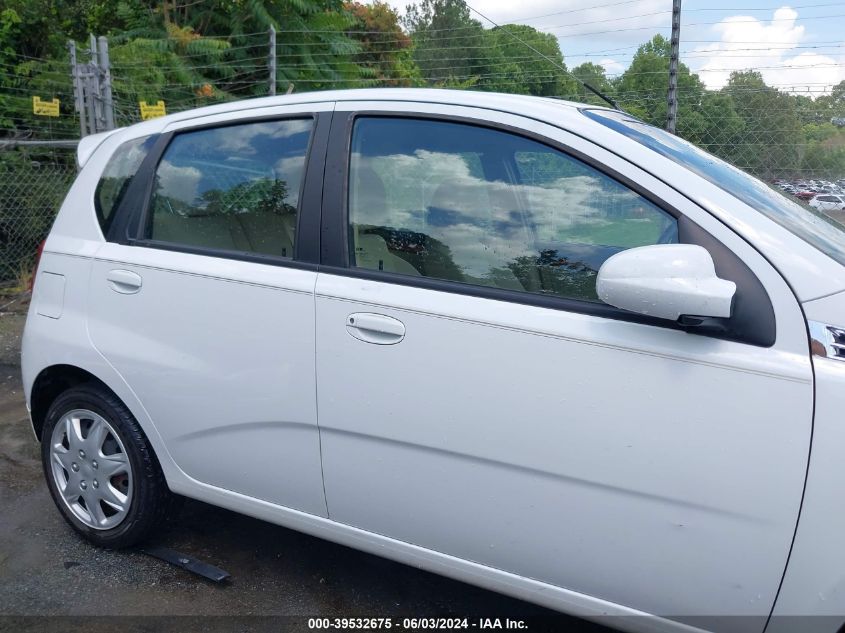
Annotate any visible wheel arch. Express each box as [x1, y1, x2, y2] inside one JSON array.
[[27, 360, 188, 494], [29, 364, 117, 440]]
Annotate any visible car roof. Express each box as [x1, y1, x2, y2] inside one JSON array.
[[168, 88, 589, 123], [81, 89, 601, 167], [106, 88, 609, 144]]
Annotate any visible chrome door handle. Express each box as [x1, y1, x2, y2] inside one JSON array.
[[346, 313, 406, 345], [106, 269, 142, 294]]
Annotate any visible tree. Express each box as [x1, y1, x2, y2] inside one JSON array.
[[487, 25, 577, 97], [404, 0, 492, 88], [615, 35, 704, 127], [680, 92, 744, 165], [345, 1, 421, 87], [570, 62, 612, 104], [722, 70, 803, 178], [613, 34, 747, 168]]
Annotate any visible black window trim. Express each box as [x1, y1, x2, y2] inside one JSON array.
[[320, 110, 776, 347], [108, 111, 331, 272]]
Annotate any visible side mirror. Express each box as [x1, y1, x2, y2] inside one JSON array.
[[596, 244, 736, 322]]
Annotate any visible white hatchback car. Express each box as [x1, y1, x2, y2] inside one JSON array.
[[22, 89, 845, 633]]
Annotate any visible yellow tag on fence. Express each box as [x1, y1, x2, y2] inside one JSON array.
[[32, 96, 60, 117], [139, 100, 166, 120]]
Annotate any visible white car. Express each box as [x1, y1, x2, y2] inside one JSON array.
[[810, 194, 845, 212], [22, 89, 845, 633]]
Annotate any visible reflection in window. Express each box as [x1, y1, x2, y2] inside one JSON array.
[[148, 119, 312, 257], [348, 118, 677, 303], [583, 108, 845, 271], [95, 135, 156, 235]]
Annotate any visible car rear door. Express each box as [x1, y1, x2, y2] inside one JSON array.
[[314, 102, 813, 629], [87, 104, 331, 516]]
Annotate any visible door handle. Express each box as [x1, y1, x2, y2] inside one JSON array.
[[346, 313, 405, 345], [106, 269, 142, 294]]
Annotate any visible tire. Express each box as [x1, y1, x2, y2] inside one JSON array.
[[41, 383, 176, 549]]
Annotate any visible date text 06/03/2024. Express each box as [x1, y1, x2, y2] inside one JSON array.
[[307, 617, 529, 630]]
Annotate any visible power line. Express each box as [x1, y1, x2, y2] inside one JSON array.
[[460, 0, 619, 108]]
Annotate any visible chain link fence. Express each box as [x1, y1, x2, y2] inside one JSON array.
[[3, 54, 845, 284], [0, 145, 77, 287]]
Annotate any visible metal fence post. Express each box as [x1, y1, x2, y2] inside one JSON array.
[[68, 41, 87, 138], [269, 26, 277, 96], [86, 35, 100, 133], [98, 36, 115, 130]]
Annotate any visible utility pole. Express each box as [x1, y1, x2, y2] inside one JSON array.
[[666, 0, 682, 134], [269, 26, 277, 96]]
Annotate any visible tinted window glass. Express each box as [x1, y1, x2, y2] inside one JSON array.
[[348, 118, 676, 302], [95, 135, 155, 236], [584, 108, 845, 269], [148, 119, 312, 257]]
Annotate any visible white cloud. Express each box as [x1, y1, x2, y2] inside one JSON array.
[[375, 0, 667, 40], [157, 162, 202, 206], [692, 7, 845, 94]]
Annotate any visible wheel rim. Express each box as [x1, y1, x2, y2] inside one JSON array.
[[49, 409, 133, 530]]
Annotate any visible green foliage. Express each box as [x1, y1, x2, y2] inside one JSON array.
[[404, 0, 492, 87], [0, 148, 76, 281], [487, 25, 577, 97], [722, 70, 803, 178], [616, 35, 706, 127], [404, 2, 574, 97], [346, 1, 420, 86], [201, 178, 295, 216], [569, 62, 612, 104]]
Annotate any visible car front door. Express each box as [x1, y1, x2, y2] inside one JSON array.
[[314, 103, 813, 628], [87, 105, 331, 516]]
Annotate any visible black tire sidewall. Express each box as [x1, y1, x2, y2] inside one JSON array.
[[41, 383, 167, 548]]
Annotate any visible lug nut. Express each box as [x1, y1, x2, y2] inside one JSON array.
[[91, 460, 98, 469], [71, 463, 79, 472], [92, 480, 99, 489], [79, 450, 86, 459], [80, 480, 87, 490]]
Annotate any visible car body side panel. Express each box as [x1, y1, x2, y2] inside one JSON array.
[[162, 465, 710, 633], [314, 103, 814, 630], [86, 243, 327, 516], [21, 251, 188, 485]]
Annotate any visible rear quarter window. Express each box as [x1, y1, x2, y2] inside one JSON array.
[[94, 136, 156, 236]]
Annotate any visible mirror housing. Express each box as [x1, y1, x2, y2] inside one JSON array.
[[596, 244, 736, 322]]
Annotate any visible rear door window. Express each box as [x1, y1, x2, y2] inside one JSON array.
[[147, 119, 313, 258]]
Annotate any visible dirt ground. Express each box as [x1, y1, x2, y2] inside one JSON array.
[[0, 294, 605, 633]]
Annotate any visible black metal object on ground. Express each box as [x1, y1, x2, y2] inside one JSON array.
[[142, 545, 231, 583]]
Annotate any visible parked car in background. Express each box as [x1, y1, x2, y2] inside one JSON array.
[[811, 194, 845, 212], [21, 89, 845, 633], [796, 190, 817, 200]]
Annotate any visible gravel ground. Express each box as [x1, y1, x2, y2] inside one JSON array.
[[0, 298, 607, 633]]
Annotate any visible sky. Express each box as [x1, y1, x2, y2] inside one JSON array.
[[379, 0, 845, 95]]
